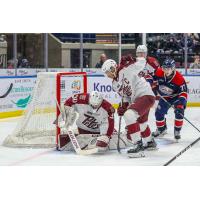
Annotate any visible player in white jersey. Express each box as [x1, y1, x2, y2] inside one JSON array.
[[120, 45, 160, 78], [136, 45, 160, 76], [102, 56, 157, 158], [130, 45, 160, 94], [57, 91, 126, 152]]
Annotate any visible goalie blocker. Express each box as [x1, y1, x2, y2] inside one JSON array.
[[57, 91, 125, 152]]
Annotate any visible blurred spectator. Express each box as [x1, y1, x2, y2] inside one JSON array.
[[7, 59, 15, 69], [0, 55, 3, 68], [18, 58, 30, 68], [83, 54, 89, 68], [165, 37, 180, 53], [0, 34, 6, 42], [17, 53, 30, 68], [95, 53, 107, 68], [190, 55, 200, 69], [147, 33, 200, 65], [179, 36, 194, 53]]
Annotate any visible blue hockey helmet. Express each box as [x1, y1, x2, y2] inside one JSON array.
[[162, 58, 176, 69]]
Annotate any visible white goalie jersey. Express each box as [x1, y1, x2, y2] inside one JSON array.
[[64, 93, 115, 137]]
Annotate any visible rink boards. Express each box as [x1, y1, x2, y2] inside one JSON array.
[[0, 74, 200, 118]]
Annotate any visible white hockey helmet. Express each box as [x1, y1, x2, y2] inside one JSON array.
[[136, 45, 148, 53], [102, 59, 117, 73], [89, 91, 103, 108]]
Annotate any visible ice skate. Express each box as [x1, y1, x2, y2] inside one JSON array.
[[144, 138, 158, 150], [127, 140, 145, 158], [152, 128, 167, 138], [174, 130, 181, 142]]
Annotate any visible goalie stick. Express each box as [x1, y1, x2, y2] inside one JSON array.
[[0, 83, 13, 98], [55, 97, 98, 155]]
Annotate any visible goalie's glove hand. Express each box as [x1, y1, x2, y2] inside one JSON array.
[[87, 135, 110, 152], [58, 105, 78, 129], [96, 135, 110, 152], [117, 102, 129, 116]]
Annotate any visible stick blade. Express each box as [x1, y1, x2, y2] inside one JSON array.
[[77, 148, 98, 155]]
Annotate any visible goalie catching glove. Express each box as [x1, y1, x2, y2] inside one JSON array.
[[58, 105, 78, 132], [88, 135, 110, 152]]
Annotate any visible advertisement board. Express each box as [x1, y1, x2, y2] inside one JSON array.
[[0, 77, 36, 117], [87, 75, 120, 105], [184, 76, 200, 103], [1, 68, 200, 77], [0, 68, 104, 77], [60, 75, 85, 103], [0, 74, 199, 118]]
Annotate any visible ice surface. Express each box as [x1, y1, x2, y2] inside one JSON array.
[[0, 107, 200, 166]]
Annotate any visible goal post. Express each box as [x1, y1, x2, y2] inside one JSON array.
[[56, 72, 87, 144], [3, 71, 88, 148]]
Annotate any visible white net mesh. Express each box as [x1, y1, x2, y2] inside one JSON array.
[[3, 72, 86, 148]]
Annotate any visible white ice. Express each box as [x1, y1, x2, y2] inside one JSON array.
[[0, 107, 200, 166]]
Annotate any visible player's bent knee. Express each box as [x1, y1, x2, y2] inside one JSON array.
[[155, 110, 164, 119]]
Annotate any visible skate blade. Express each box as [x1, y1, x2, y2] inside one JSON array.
[[153, 134, 164, 138], [128, 152, 145, 158], [175, 139, 180, 143], [145, 147, 159, 151], [158, 133, 167, 138]]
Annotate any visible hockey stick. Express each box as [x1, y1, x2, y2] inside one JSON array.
[[158, 93, 200, 136], [157, 93, 200, 165], [117, 116, 122, 153], [55, 97, 98, 155], [117, 74, 125, 153], [0, 83, 13, 98], [163, 136, 200, 166]]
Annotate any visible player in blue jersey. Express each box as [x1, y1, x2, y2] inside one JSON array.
[[150, 58, 188, 141]]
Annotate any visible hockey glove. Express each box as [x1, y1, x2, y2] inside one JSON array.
[[120, 55, 135, 66], [96, 135, 110, 152], [58, 105, 78, 131], [117, 102, 129, 116]]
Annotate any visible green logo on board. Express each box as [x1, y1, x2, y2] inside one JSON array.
[[11, 95, 31, 108]]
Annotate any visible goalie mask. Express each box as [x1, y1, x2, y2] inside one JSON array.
[[89, 91, 103, 109], [102, 59, 117, 79]]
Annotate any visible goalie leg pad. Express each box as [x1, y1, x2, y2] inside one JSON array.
[[57, 134, 70, 151]]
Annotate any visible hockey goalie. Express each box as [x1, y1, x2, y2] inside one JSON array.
[[57, 91, 127, 153]]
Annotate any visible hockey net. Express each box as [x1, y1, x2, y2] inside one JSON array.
[[3, 72, 87, 148]]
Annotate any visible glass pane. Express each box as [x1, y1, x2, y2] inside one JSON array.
[[1, 33, 14, 69], [146, 33, 185, 72], [17, 33, 44, 68], [121, 33, 142, 59], [185, 33, 200, 71]]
